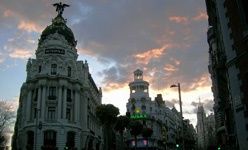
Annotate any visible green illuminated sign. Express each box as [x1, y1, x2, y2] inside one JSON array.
[[130, 113, 147, 119]]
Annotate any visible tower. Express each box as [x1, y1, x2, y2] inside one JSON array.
[[196, 103, 206, 150], [12, 3, 102, 150]]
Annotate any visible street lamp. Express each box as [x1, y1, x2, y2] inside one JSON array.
[[170, 83, 182, 118], [170, 83, 184, 150]]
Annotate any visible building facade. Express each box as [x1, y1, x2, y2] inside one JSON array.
[[206, 0, 248, 149], [12, 6, 102, 150], [126, 69, 184, 150]]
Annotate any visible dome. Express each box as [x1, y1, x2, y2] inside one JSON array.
[[39, 15, 77, 47]]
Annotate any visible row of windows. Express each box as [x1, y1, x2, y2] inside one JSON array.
[[26, 131, 75, 148], [33, 106, 73, 121], [32, 87, 73, 101], [38, 64, 72, 77]]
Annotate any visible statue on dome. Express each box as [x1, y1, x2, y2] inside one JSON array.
[[53, 2, 70, 16]]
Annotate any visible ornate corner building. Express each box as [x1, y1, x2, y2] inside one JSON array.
[[206, 0, 248, 149], [12, 4, 102, 150], [125, 69, 195, 150]]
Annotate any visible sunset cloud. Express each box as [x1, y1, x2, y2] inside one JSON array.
[[17, 20, 43, 33], [188, 74, 211, 90], [134, 45, 170, 64], [9, 48, 33, 59], [169, 16, 189, 24], [193, 10, 208, 21], [163, 64, 178, 72], [3, 9, 15, 17]]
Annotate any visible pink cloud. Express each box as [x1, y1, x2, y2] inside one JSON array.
[[9, 48, 33, 59], [193, 10, 208, 21], [3, 9, 15, 17], [163, 64, 177, 72], [134, 45, 171, 64], [169, 16, 189, 24], [17, 20, 43, 33]]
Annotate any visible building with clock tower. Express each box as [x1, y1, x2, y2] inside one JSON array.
[[12, 3, 102, 150]]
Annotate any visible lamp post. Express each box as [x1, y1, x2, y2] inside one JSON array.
[[170, 83, 184, 150]]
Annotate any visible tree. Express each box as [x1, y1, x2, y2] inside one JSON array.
[[0, 101, 16, 148], [129, 120, 143, 150], [96, 104, 119, 150], [114, 115, 130, 150]]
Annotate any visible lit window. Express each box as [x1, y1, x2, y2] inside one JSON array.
[[51, 64, 57, 75]]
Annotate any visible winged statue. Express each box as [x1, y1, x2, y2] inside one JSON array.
[[53, 2, 70, 15]]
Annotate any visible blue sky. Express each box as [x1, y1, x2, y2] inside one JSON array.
[[0, 0, 213, 126]]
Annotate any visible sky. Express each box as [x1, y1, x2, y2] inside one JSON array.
[[0, 0, 214, 126]]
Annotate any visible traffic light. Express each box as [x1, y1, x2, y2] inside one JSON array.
[[176, 144, 179, 148], [217, 146, 221, 150], [64, 146, 68, 150]]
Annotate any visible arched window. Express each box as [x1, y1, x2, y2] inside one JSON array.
[[68, 67, 71, 77], [26, 131, 34, 150], [66, 131, 75, 148], [51, 64, 57, 75], [43, 130, 57, 147]]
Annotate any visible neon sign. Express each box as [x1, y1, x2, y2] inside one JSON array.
[[130, 113, 147, 119]]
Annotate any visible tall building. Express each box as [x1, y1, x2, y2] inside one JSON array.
[[126, 69, 185, 150], [12, 3, 102, 150], [196, 104, 206, 150], [206, 0, 248, 149]]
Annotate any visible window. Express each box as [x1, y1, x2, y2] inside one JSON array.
[[47, 107, 56, 120], [33, 108, 37, 119], [241, 0, 248, 24], [43, 130, 56, 146], [66, 131, 75, 148], [66, 108, 71, 121], [68, 67, 71, 77], [51, 64, 57, 75], [48, 87, 56, 99], [67, 89, 72, 102], [38, 66, 42, 73], [26, 131, 34, 150], [142, 105, 146, 111], [33, 89, 38, 101]]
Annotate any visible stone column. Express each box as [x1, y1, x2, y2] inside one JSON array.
[[82, 92, 88, 129], [58, 86, 62, 120], [41, 86, 46, 120], [63, 87, 67, 119], [26, 91, 32, 122], [75, 91, 80, 123], [37, 86, 42, 118]]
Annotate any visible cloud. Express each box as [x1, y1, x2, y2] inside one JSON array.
[[134, 45, 170, 65], [165, 99, 178, 108], [169, 16, 189, 24], [191, 99, 214, 114], [3, 9, 15, 17], [0, 53, 5, 64], [9, 48, 33, 59], [17, 20, 43, 33], [193, 10, 208, 21]]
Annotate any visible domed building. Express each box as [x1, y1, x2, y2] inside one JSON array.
[[12, 3, 102, 150]]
